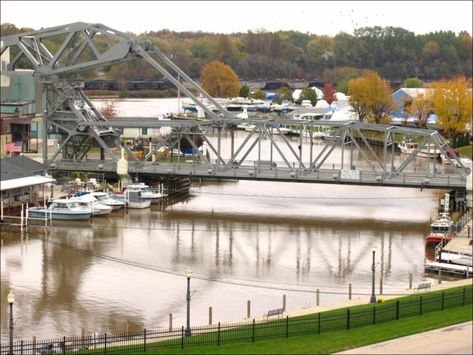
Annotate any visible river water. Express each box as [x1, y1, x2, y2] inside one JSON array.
[[0, 98, 447, 341]]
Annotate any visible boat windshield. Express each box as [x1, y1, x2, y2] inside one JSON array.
[[431, 226, 450, 234], [94, 194, 107, 201], [52, 201, 80, 210]]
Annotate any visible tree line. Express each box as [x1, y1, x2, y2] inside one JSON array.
[[2, 23, 471, 91]]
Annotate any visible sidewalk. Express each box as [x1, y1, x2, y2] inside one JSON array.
[[336, 321, 472, 354], [283, 278, 472, 319]]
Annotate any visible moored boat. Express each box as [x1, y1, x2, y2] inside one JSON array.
[[425, 194, 453, 245], [418, 143, 441, 159], [28, 199, 93, 220], [123, 183, 167, 203], [90, 192, 125, 210], [398, 140, 418, 154], [124, 189, 151, 209], [425, 212, 453, 244], [71, 193, 113, 216]]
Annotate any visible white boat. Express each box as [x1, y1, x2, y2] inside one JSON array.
[[399, 141, 441, 159], [28, 199, 92, 220], [425, 193, 453, 245], [398, 140, 418, 154], [90, 192, 125, 210], [71, 194, 113, 216], [418, 143, 441, 159], [124, 189, 151, 209], [123, 183, 167, 204]]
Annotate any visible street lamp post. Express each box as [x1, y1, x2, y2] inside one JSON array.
[[370, 243, 377, 304], [185, 267, 192, 337], [7, 291, 15, 355]]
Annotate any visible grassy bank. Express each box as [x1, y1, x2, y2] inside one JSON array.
[[149, 304, 472, 354]]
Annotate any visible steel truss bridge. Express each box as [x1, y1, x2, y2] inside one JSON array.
[[1, 23, 470, 189]]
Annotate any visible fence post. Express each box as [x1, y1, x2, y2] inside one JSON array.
[[285, 316, 289, 338], [62, 336, 66, 355], [396, 301, 400, 320], [209, 306, 213, 325], [346, 309, 350, 330], [21, 340, 24, 355], [181, 326, 184, 349], [409, 273, 413, 290], [463, 287, 466, 306], [169, 313, 172, 331], [33, 336, 36, 354], [217, 322, 221, 346], [420, 296, 423, 315], [144, 328, 147, 352], [81, 328, 85, 350], [104, 333, 107, 355], [252, 319, 255, 342], [283, 294, 286, 312], [247, 300, 251, 319], [441, 291, 445, 310], [316, 289, 320, 306], [317, 313, 321, 334], [372, 306, 376, 324]]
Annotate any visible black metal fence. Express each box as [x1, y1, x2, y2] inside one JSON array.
[[1, 287, 471, 354]]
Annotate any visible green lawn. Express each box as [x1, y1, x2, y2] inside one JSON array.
[[147, 304, 472, 354], [458, 144, 472, 158]]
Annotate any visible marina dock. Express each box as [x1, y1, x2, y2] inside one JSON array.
[[425, 219, 473, 277]]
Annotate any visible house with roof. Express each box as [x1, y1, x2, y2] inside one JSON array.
[[0, 156, 55, 218]]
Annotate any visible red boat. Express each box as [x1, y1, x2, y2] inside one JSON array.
[[425, 212, 453, 245]]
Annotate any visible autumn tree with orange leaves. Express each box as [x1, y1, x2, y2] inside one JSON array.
[[348, 70, 394, 123], [429, 76, 472, 136], [200, 61, 240, 98]]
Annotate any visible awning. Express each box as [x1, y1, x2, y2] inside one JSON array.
[[0, 175, 56, 192]]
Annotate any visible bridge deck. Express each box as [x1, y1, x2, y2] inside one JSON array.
[[51, 159, 467, 189]]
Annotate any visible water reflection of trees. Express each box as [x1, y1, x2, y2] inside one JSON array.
[[19, 226, 144, 337]]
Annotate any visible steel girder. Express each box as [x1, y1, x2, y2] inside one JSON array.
[[64, 118, 469, 187], [0, 22, 232, 166]]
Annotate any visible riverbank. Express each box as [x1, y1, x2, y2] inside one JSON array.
[[5, 281, 468, 354]]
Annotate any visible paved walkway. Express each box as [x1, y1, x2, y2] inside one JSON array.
[[284, 278, 472, 320], [337, 321, 472, 354]]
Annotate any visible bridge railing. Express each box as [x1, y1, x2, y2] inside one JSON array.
[[49, 158, 467, 189]]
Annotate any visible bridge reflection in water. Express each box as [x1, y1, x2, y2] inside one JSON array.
[[1, 180, 441, 341]]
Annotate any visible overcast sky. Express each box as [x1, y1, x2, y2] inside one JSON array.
[[1, 1, 472, 36]]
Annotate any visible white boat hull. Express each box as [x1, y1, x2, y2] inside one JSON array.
[[28, 208, 92, 220], [126, 200, 151, 209]]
